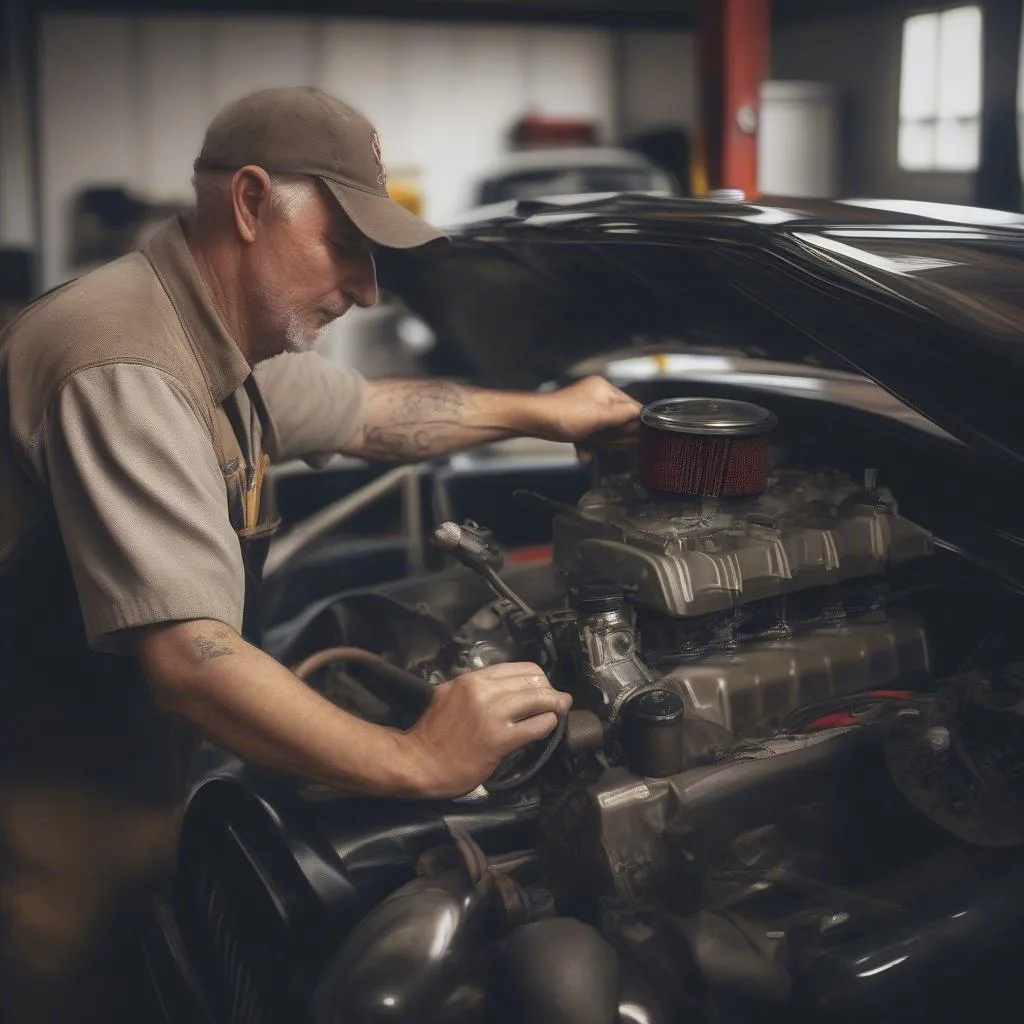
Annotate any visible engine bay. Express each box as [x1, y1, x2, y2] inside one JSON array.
[[156, 396, 1024, 1024]]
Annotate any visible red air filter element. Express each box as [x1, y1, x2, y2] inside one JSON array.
[[638, 398, 777, 497]]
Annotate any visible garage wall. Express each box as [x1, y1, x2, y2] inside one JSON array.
[[1, 4, 34, 249], [0, 94, 34, 248], [771, 7, 976, 203], [619, 30, 698, 139], [38, 14, 695, 290]]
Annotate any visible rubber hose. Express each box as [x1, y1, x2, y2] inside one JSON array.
[[292, 646, 435, 709], [485, 713, 567, 792]]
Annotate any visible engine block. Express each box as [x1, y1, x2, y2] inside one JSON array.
[[552, 469, 933, 618], [659, 615, 930, 735]]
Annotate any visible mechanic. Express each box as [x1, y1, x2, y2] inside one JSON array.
[[0, 87, 641, 1023]]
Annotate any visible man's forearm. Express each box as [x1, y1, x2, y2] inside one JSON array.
[[349, 378, 547, 460], [138, 620, 427, 797]]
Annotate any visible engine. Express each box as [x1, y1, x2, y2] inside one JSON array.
[[434, 397, 932, 754], [551, 396, 932, 737], [147, 397, 1024, 1024]]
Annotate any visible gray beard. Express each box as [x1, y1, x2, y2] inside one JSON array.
[[283, 311, 328, 354]]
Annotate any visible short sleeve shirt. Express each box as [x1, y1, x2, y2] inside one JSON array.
[[3, 217, 365, 653]]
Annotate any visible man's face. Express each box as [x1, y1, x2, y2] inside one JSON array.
[[241, 183, 378, 362]]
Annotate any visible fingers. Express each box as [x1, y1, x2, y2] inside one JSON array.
[[464, 662, 552, 688], [442, 663, 571, 755], [602, 392, 643, 427], [603, 409, 641, 430], [561, 379, 642, 440], [494, 687, 572, 724], [474, 661, 548, 678], [509, 711, 560, 746]]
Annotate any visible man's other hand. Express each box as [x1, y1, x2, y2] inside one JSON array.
[[535, 376, 641, 444], [401, 662, 573, 798]]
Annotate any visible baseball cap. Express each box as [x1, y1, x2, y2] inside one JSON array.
[[194, 87, 445, 250]]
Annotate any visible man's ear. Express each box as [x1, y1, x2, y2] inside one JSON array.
[[231, 166, 273, 244]]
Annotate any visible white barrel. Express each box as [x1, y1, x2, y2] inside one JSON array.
[[757, 80, 838, 198]]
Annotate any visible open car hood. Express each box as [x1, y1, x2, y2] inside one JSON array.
[[378, 194, 1024, 474]]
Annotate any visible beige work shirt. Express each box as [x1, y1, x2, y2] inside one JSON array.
[[1, 216, 366, 652]]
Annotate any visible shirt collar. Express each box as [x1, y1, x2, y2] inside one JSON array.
[[143, 215, 252, 405]]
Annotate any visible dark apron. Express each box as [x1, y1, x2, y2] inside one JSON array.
[[0, 374, 280, 1023], [220, 375, 281, 649]]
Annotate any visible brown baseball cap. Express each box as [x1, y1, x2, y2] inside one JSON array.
[[194, 87, 445, 250]]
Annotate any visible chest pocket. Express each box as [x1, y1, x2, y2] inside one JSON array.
[[213, 375, 281, 646]]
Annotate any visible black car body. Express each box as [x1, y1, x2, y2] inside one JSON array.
[[145, 195, 1024, 1024]]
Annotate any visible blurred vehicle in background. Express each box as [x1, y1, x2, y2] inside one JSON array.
[[465, 145, 679, 209]]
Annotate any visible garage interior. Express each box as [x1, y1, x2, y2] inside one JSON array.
[[4, 3, 1024, 1023]]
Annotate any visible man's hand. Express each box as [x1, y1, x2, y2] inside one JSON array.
[[139, 621, 571, 800], [401, 662, 572, 798], [533, 376, 642, 444]]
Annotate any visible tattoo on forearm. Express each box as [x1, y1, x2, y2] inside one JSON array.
[[363, 426, 450, 458], [361, 380, 510, 460], [362, 382, 466, 458], [191, 632, 235, 663], [391, 383, 466, 425]]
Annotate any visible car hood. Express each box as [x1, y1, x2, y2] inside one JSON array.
[[378, 193, 1024, 473]]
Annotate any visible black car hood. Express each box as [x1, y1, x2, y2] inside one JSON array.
[[378, 194, 1024, 473]]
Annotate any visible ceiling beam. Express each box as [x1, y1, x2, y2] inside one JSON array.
[[35, 0, 698, 29]]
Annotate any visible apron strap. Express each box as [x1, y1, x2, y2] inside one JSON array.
[[214, 374, 282, 649]]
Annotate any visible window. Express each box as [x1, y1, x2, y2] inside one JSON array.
[[898, 6, 982, 172]]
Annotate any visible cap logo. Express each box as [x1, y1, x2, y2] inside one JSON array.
[[371, 131, 388, 189]]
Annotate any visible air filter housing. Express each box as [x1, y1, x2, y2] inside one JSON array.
[[638, 397, 777, 497]]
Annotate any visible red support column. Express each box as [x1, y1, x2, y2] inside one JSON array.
[[698, 0, 771, 197]]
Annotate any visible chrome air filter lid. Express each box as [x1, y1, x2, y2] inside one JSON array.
[[640, 397, 778, 437]]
